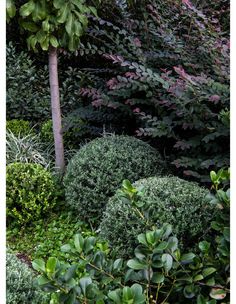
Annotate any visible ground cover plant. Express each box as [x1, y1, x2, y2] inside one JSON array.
[[7, 211, 107, 263], [64, 135, 166, 224]]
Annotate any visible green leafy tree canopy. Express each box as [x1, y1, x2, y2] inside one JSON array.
[[6, 0, 98, 51]]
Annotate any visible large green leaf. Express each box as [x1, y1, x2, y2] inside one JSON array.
[[19, 0, 35, 17], [57, 3, 69, 23], [127, 259, 148, 270], [32, 258, 46, 273], [79, 277, 92, 296], [74, 234, 84, 253], [46, 257, 57, 274], [65, 13, 74, 35], [161, 253, 173, 272], [108, 289, 122, 303], [202, 267, 216, 278], [6, 0, 16, 19], [50, 35, 59, 48]]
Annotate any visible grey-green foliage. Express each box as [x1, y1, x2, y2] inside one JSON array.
[[6, 252, 49, 304], [64, 135, 165, 224], [6, 42, 86, 124], [6, 130, 53, 169], [6, 42, 50, 122], [100, 176, 214, 257]]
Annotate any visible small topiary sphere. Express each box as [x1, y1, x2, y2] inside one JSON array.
[[6, 252, 49, 304], [7, 163, 57, 226], [100, 176, 213, 257], [6, 119, 33, 136], [64, 135, 165, 224]]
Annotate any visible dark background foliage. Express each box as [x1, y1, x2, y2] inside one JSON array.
[[7, 0, 230, 182]]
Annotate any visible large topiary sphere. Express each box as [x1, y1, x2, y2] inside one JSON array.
[[64, 135, 165, 223], [100, 176, 214, 257], [6, 252, 49, 304], [7, 163, 57, 226]]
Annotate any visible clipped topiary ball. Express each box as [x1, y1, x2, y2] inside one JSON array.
[[6, 119, 34, 136], [7, 163, 57, 226], [64, 135, 165, 224], [100, 176, 213, 257], [6, 252, 49, 304]]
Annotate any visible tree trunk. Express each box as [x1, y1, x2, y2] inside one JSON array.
[[48, 46, 65, 172]]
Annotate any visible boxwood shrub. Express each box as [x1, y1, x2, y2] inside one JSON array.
[[6, 163, 57, 226], [6, 252, 49, 304], [6, 119, 33, 136], [100, 176, 214, 257], [64, 135, 165, 224]]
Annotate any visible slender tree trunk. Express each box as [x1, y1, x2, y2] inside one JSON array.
[[48, 46, 65, 172]]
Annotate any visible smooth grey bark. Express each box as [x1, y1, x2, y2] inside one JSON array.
[[48, 46, 65, 172]]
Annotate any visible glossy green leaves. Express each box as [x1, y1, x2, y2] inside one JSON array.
[[7, 0, 97, 51]]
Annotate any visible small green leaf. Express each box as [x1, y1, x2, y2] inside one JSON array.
[[183, 284, 195, 299], [197, 294, 206, 304], [79, 277, 92, 296], [89, 6, 98, 17], [161, 253, 173, 272], [122, 179, 133, 191], [74, 234, 84, 253], [167, 236, 178, 252], [199, 241, 210, 253], [50, 36, 59, 48], [137, 233, 148, 246], [32, 259, 46, 273], [223, 227, 230, 241], [155, 241, 168, 251], [146, 231, 155, 245], [19, 0, 35, 17], [152, 272, 165, 283], [180, 253, 195, 264], [6, 0, 16, 19], [61, 244, 71, 252], [64, 265, 78, 282], [113, 258, 123, 270], [127, 259, 148, 270], [193, 274, 204, 282], [57, 3, 69, 23], [65, 13, 74, 35], [108, 289, 122, 303], [202, 267, 216, 278], [46, 257, 57, 274], [37, 275, 51, 286], [210, 171, 217, 182]]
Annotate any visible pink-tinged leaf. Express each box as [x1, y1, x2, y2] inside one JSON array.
[[133, 38, 141, 47], [92, 99, 102, 107], [182, 0, 194, 9], [209, 95, 220, 104], [107, 78, 118, 89], [133, 108, 141, 113]]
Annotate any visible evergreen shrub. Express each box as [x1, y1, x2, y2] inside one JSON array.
[[6, 252, 48, 304], [100, 176, 213, 257], [6, 119, 33, 136], [64, 135, 165, 223], [6, 163, 57, 226]]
